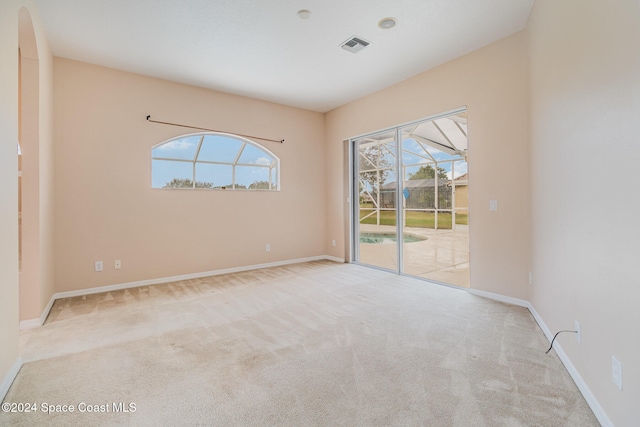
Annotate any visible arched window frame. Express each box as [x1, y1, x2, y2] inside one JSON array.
[[151, 132, 280, 191]]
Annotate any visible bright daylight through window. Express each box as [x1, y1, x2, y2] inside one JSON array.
[[354, 110, 470, 287], [152, 133, 279, 190]]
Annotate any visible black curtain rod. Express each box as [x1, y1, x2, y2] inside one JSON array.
[[146, 116, 284, 144]]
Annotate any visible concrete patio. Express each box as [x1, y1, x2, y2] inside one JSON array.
[[358, 224, 469, 287]]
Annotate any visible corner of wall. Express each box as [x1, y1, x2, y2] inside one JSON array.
[[0, 0, 21, 404], [36, 15, 56, 317], [0, 357, 22, 402]]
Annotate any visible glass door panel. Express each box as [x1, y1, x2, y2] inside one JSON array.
[[352, 110, 470, 288], [355, 130, 398, 271], [400, 113, 470, 287]]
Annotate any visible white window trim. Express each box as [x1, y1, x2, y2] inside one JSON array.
[[151, 132, 280, 191]]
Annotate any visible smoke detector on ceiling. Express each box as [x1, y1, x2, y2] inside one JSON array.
[[297, 9, 311, 19], [378, 17, 397, 29], [340, 36, 370, 53]]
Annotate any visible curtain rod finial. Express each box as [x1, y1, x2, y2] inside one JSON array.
[[146, 115, 151, 120]]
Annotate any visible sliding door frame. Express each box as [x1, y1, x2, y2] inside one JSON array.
[[349, 106, 468, 278]]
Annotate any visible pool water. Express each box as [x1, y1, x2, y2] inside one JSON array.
[[359, 232, 427, 244]]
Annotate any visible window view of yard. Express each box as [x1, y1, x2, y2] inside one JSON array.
[[152, 133, 279, 190], [354, 111, 470, 288], [360, 206, 468, 229]]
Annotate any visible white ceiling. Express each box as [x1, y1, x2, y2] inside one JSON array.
[[33, 0, 534, 113]]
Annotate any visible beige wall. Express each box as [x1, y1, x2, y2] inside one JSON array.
[[454, 184, 468, 210], [528, 0, 640, 424], [17, 6, 56, 323], [3, 1, 636, 422], [18, 47, 41, 320], [53, 58, 326, 292], [0, 0, 54, 390], [37, 16, 55, 320], [325, 31, 531, 300], [0, 0, 20, 391]]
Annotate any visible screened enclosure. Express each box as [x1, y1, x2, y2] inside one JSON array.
[[152, 133, 279, 190], [357, 112, 469, 230], [352, 109, 470, 288], [380, 179, 453, 210]]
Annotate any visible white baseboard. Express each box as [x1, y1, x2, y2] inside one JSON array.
[[13, 257, 612, 426], [1, 357, 22, 402], [466, 288, 530, 308], [527, 304, 612, 427], [20, 255, 343, 330], [19, 295, 56, 330], [18, 318, 42, 330], [468, 289, 611, 426]]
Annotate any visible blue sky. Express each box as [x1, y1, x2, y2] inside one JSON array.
[[152, 134, 276, 188], [402, 138, 467, 179]]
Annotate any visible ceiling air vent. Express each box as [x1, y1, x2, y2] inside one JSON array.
[[340, 36, 370, 53]]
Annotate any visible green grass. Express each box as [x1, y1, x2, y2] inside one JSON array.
[[359, 210, 467, 229]]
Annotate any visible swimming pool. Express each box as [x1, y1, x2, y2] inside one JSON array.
[[359, 232, 427, 244]]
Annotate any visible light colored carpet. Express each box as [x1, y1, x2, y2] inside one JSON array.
[[2, 261, 598, 426]]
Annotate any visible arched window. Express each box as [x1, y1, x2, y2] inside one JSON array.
[[152, 133, 280, 190]]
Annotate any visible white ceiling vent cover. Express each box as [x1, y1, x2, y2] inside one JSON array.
[[340, 36, 370, 53]]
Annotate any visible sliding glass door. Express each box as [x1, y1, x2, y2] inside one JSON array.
[[352, 110, 470, 287], [354, 129, 398, 271]]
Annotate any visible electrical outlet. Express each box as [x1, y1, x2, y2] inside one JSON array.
[[332, 239, 336, 247], [114, 260, 122, 270], [265, 244, 270, 252], [528, 272, 533, 285], [574, 320, 581, 344], [489, 199, 498, 211], [612, 356, 622, 390], [95, 261, 103, 272]]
